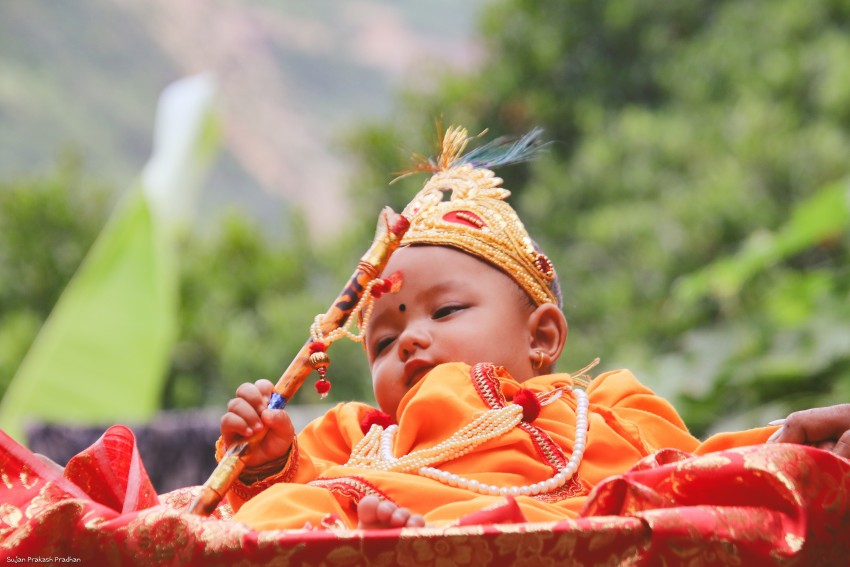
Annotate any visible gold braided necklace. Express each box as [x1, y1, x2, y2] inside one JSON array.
[[345, 386, 589, 497]]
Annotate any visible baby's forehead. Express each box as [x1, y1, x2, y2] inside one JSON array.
[[392, 243, 491, 263], [377, 245, 531, 304], [385, 245, 505, 280]]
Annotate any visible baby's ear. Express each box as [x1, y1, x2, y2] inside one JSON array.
[[527, 304, 568, 372]]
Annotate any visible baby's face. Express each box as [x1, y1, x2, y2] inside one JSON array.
[[366, 245, 536, 419]]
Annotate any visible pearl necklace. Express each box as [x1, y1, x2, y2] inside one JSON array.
[[346, 386, 590, 497]]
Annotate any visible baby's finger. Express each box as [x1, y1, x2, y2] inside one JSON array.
[[262, 408, 295, 438], [234, 382, 267, 412], [220, 412, 254, 441], [225, 397, 264, 432], [254, 379, 275, 396]]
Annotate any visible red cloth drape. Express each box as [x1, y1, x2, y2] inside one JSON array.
[[1, 425, 848, 566]]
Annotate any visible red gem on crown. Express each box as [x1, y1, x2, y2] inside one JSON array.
[[535, 253, 554, 278]]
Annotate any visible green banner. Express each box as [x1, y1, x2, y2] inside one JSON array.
[[0, 75, 219, 443]]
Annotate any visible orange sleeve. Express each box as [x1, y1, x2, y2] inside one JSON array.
[[292, 401, 372, 481], [586, 369, 700, 454], [586, 369, 779, 456], [694, 426, 777, 454]]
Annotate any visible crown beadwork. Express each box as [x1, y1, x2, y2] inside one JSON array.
[[399, 126, 558, 307]]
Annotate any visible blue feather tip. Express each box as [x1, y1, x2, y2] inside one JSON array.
[[459, 127, 547, 169]]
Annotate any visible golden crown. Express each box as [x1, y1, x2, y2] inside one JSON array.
[[399, 126, 558, 306]]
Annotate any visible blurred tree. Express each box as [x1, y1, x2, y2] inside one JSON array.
[[4, 0, 850, 439], [0, 156, 109, 396], [0, 159, 376, 413], [0, 155, 109, 317], [165, 210, 375, 410], [343, 0, 850, 436]]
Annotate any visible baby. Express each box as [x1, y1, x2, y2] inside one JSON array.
[[222, 239, 566, 528], [219, 127, 850, 530]]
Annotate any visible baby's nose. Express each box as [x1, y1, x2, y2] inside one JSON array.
[[397, 324, 431, 360]]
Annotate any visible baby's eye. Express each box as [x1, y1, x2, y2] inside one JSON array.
[[433, 305, 466, 320], [373, 336, 395, 356]]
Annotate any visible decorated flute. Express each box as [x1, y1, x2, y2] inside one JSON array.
[[189, 207, 410, 516]]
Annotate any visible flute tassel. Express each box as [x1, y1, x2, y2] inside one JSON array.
[[309, 341, 331, 398]]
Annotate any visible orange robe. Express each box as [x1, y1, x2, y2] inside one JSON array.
[[229, 362, 775, 530]]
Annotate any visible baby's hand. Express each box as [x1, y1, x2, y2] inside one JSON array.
[[220, 379, 295, 469]]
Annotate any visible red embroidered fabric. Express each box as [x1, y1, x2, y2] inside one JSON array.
[[2, 425, 848, 565]]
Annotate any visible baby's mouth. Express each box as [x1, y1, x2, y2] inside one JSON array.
[[403, 360, 434, 387]]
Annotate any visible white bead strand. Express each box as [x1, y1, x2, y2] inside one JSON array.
[[419, 387, 589, 496], [345, 386, 590, 498]]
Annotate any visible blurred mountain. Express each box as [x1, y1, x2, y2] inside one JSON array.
[[0, 0, 486, 240]]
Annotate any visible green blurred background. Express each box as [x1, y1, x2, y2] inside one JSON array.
[[2, 0, 849, 449]]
